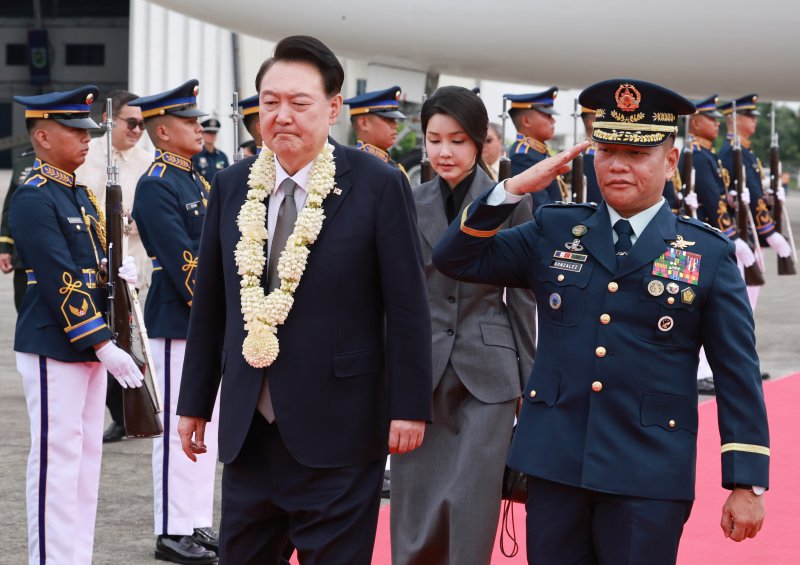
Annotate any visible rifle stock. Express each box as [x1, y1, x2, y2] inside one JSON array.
[[732, 140, 766, 286], [680, 120, 695, 218], [770, 102, 796, 275], [104, 98, 163, 438]]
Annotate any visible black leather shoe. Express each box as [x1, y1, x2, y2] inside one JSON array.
[[761, 372, 771, 381], [697, 376, 716, 395], [381, 470, 391, 498], [192, 527, 219, 552], [155, 535, 217, 564], [102, 421, 126, 443]]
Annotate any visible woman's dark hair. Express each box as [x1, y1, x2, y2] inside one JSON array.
[[254, 35, 344, 98], [421, 86, 492, 177]]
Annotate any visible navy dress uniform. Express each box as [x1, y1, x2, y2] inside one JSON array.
[[432, 79, 769, 564], [506, 87, 568, 210], [193, 118, 230, 185], [1, 147, 37, 310], [344, 85, 409, 176], [129, 80, 219, 563], [238, 93, 262, 147], [9, 86, 138, 564], [681, 96, 737, 238]]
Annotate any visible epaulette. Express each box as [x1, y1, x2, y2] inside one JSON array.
[[147, 162, 167, 178], [25, 174, 47, 187], [677, 215, 729, 241], [513, 142, 529, 155]]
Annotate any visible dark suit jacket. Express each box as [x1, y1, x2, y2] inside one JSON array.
[[433, 195, 769, 501], [177, 139, 432, 468]]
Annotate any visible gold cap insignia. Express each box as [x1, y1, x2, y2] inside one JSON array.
[[615, 83, 641, 113], [86, 93, 94, 104], [193, 85, 200, 96]]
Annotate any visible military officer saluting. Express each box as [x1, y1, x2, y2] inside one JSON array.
[[192, 117, 230, 185], [344, 85, 409, 176], [506, 87, 568, 210], [10, 86, 143, 564], [433, 78, 769, 564], [719, 94, 792, 308], [129, 80, 219, 564]]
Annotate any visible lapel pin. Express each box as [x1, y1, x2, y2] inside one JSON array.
[[333, 187, 342, 195]]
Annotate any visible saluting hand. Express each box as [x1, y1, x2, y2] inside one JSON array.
[[505, 141, 590, 196], [178, 416, 208, 462], [721, 488, 765, 542], [388, 419, 426, 454]]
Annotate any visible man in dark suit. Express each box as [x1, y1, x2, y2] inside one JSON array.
[[433, 78, 769, 564], [176, 35, 432, 565]]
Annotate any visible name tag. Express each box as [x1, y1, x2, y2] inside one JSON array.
[[550, 260, 583, 273], [185, 201, 201, 211]]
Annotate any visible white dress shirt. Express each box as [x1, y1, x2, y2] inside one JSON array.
[[267, 156, 311, 259]]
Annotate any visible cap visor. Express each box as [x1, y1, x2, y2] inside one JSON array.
[[203, 128, 220, 133], [169, 108, 208, 118], [707, 110, 723, 118], [374, 110, 406, 119], [54, 117, 100, 130], [535, 106, 558, 116]]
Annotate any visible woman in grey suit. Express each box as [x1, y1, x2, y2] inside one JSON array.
[[391, 86, 536, 565]]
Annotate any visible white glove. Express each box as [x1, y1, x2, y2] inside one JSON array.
[[683, 192, 699, 210], [766, 232, 792, 258], [96, 341, 143, 389], [728, 188, 750, 207], [776, 185, 786, 202], [118, 255, 138, 285], [734, 238, 756, 267]]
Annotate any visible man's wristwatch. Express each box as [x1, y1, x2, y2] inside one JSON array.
[[737, 484, 766, 496]]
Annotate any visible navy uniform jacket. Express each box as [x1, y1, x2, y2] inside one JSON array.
[[662, 170, 683, 213], [510, 134, 564, 210], [719, 137, 776, 240], [1, 148, 36, 270], [10, 159, 113, 362], [132, 150, 210, 338], [176, 140, 432, 467], [680, 140, 737, 239], [432, 193, 769, 501], [192, 146, 229, 185]]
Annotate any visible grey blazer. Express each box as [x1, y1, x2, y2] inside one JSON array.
[[414, 168, 536, 403]]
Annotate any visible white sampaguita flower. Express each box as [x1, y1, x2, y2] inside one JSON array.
[[235, 143, 336, 368]]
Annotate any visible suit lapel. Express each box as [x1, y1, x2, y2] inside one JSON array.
[[317, 138, 353, 241], [578, 202, 617, 274], [616, 202, 678, 279], [415, 178, 448, 249]]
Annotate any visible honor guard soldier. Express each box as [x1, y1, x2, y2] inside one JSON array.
[[433, 78, 769, 564], [238, 93, 262, 147], [506, 87, 569, 210], [719, 94, 792, 309], [10, 86, 143, 564], [129, 80, 219, 564], [193, 117, 230, 185], [579, 105, 603, 204], [1, 146, 36, 310], [344, 85, 409, 177]]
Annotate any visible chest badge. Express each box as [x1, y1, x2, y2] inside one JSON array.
[[565, 238, 584, 252], [571, 224, 588, 237], [652, 248, 701, 286], [549, 293, 562, 310], [647, 280, 665, 296], [658, 316, 674, 332], [670, 235, 696, 249], [666, 282, 680, 295], [681, 287, 696, 305]]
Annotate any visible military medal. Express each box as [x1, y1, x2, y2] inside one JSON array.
[[549, 293, 562, 310], [565, 238, 584, 252], [681, 287, 696, 305], [647, 280, 665, 296], [658, 316, 674, 332], [652, 248, 701, 285], [571, 224, 588, 237], [666, 282, 680, 295]]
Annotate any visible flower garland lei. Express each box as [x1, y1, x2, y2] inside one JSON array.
[[235, 143, 336, 367]]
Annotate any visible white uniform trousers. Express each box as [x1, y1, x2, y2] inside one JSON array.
[[150, 338, 219, 535], [17, 352, 106, 565]]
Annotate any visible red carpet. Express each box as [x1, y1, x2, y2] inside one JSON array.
[[292, 373, 799, 564]]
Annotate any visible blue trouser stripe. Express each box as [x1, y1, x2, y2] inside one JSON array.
[[38, 356, 48, 564], [162, 339, 171, 534]]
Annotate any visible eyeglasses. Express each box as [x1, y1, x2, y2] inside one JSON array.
[[122, 118, 145, 131]]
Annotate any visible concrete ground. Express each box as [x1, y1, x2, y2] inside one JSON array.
[[0, 169, 798, 564]]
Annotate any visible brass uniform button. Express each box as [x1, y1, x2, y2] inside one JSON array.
[[529, 390, 537, 399], [600, 314, 611, 325], [669, 419, 676, 429], [557, 274, 565, 282], [595, 346, 607, 357], [592, 381, 603, 392], [667, 297, 675, 305], [76, 225, 82, 231], [608, 281, 619, 292]]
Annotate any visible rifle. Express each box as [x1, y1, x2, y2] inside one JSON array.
[[498, 96, 511, 181], [420, 93, 435, 183], [732, 101, 766, 286], [769, 102, 796, 275], [571, 99, 585, 203], [230, 91, 243, 163], [104, 98, 164, 438], [679, 115, 695, 218]]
